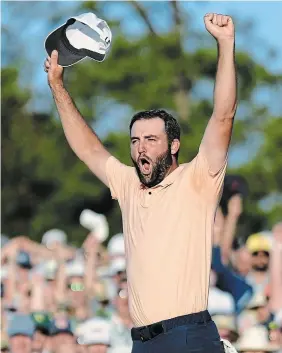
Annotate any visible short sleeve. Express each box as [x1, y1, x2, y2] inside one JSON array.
[[190, 145, 228, 198], [105, 156, 135, 201]]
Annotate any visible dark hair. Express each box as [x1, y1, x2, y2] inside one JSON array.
[[129, 109, 181, 159]]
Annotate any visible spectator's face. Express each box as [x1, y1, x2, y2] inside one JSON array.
[[233, 248, 252, 276], [130, 118, 174, 187], [88, 344, 108, 353], [31, 330, 49, 353], [9, 335, 32, 353], [251, 251, 270, 272], [269, 328, 282, 346], [68, 276, 86, 307], [52, 333, 75, 351], [55, 342, 78, 353]]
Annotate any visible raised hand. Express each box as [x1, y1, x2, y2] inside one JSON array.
[[204, 13, 235, 42], [227, 194, 243, 219], [44, 50, 64, 87]]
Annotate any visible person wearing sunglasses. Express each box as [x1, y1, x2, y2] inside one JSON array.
[[246, 233, 271, 297]]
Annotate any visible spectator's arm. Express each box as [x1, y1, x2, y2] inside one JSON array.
[[83, 234, 99, 297], [30, 273, 46, 312], [5, 249, 18, 307], [54, 258, 67, 304], [269, 222, 282, 312], [221, 194, 242, 264], [212, 245, 253, 314]]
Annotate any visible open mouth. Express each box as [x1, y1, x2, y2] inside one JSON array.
[[139, 157, 151, 175]]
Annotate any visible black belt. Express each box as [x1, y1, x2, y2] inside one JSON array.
[[131, 310, 211, 342]]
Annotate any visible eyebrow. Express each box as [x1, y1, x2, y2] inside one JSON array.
[[130, 135, 159, 140]]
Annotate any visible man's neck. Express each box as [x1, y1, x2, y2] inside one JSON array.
[[165, 161, 179, 177]]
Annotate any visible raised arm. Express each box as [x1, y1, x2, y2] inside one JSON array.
[[201, 14, 237, 173], [44, 50, 111, 186]]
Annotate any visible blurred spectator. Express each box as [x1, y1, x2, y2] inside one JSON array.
[[49, 315, 76, 353], [235, 325, 280, 353], [231, 247, 252, 277], [109, 285, 132, 352], [7, 314, 35, 353], [246, 233, 271, 295], [1, 202, 281, 353], [76, 317, 111, 353], [212, 314, 239, 343], [41, 229, 67, 251]]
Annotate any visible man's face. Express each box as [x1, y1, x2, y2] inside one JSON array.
[[130, 118, 174, 187], [9, 335, 32, 353], [251, 250, 270, 272]]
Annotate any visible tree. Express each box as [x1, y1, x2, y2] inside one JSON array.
[[1, 1, 281, 244]]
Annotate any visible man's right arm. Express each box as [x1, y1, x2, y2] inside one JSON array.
[[45, 50, 111, 186]]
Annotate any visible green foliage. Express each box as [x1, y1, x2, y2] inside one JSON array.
[[1, 2, 281, 245]]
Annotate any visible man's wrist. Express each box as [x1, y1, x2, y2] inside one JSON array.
[[49, 81, 64, 91], [217, 37, 235, 50]]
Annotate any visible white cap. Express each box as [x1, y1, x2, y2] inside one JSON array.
[[76, 318, 111, 346], [235, 325, 280, 351], [79, 209, 109, 242], [45, 12, 112, 67], [107, 233, 125, 257], [247, 292, 267, 309], [66, 260, 85, 277], [41, 229, 67, 249], [110, 257, 126, 276], [208, 287, 235, 316]]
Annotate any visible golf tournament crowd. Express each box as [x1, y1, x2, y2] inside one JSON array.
[[1, 177, 282, 353]]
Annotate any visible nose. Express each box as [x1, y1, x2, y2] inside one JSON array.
[[137, 140, 146, 154]]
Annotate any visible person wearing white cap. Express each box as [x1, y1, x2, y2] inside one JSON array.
[[45, 11, 237, 353], [235, 325, 280, 353], [41, 229, 67, 250], [76, 317, 111, 353]]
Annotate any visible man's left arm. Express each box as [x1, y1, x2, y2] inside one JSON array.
[[201, 13, 237, 174]]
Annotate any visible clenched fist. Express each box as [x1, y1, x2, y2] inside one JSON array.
[[44, 50, 64, 87], [204, 13, 234, 42]]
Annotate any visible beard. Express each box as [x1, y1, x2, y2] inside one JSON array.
[[253, 264, 269, 272], [132, 148, 173, 188]]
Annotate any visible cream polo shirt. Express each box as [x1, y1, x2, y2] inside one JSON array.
[[106, 146, 227, 327]]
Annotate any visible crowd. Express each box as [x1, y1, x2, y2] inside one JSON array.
[[1, 181, 282, 353]]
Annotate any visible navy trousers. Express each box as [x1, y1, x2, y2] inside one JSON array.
[[131, 311, 225, 353]]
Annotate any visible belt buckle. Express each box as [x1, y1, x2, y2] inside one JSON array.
[[139, 326, 151, 342], [151, 322, 164, 336]]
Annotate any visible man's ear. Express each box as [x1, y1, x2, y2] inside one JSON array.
[[171, 139, 180, 156]]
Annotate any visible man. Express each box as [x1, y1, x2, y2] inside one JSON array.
[[7, 314, 35, 353], [76, 317, 111, 353], [44, 13, 237, 353], [245, 233, 271, 296]]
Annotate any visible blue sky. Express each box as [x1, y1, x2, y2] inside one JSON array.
[[2, 1, 282, 168], [2, 1, 281, 99]]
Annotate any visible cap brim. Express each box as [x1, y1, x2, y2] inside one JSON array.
[[45, 25, 85, 67]]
